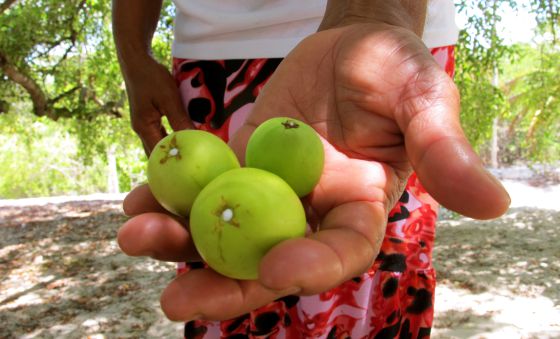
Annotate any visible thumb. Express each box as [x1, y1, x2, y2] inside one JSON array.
[[401, 69, 510, 220]]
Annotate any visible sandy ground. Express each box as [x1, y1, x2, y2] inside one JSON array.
[[1, 170, 559, 338]]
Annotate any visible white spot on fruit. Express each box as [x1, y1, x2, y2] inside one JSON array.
[[221, 208, 233, 222], [168, 148, 179, 157]]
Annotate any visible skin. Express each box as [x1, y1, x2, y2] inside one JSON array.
[[113, 0, 511, 322]]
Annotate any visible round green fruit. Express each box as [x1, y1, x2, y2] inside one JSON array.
[[245, 117, 324, 197], [190, 167, 306, 280], [147, 130, 240, 217]]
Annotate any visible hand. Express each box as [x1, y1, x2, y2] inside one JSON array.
[[121, 55, 192, 153], [118, 23, 511, 322]]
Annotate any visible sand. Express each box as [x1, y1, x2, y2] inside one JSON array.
[[1, 170, 558, 338]]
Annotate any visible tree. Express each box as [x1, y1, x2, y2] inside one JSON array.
[[455, 0, 560, 164], [0, 0, 124, 119]]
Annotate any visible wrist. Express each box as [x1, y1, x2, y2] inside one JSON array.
[[117, 53, 160, 84], [319, 0, 426, 37]]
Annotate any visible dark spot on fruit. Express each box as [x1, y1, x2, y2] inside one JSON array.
[[159, 135, 182, 164], [282, 120, 299, 129]]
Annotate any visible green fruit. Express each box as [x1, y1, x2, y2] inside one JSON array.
[[245, 117, 324, 197], [148, 130, 240, 217], [190, 167, 306, 280]]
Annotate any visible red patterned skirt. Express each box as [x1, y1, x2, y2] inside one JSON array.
[[173, 46, 456, 339]]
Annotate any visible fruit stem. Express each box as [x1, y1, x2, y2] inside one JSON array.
[[282, 120, 299, 129]]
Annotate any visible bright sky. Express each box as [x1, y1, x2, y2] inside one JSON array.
[[455, 2, 538, 45]]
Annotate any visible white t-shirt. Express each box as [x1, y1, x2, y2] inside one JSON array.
[[171, 0, 459, 60]]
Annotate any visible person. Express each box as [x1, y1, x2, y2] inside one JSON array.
[[112, 0, 511, 337]]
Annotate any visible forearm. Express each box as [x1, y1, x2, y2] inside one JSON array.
[[319, 0, 428, 36], [112, 0, 163, 72]]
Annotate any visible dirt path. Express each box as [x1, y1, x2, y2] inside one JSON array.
[[0, 199, 183, 338], [432, 207, 560, 338], [1, 180, 559, 338]]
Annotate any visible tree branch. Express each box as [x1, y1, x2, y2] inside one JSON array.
[[49, 85, 81, 105], [0, 0, 17, 14], [0, 50, 54, 119]]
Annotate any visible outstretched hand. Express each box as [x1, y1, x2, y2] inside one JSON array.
[[118, 23, 510, 322]]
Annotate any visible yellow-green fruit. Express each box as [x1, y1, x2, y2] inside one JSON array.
[[245, 117, 324, 197], [190, 167, 306, 280], [147, 130, 240, 217]]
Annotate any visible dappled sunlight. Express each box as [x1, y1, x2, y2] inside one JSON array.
[[434, 285, 560, 338], [433, 203, 560, 338], [0, 199, 180, 338], [2, 179, 559, 337]]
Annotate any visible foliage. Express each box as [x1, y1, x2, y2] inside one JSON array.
[[0, 0, 176, 198], [500, 43, 560, 162], [0, 109, 147, 198], [455, 0, 560, 164]]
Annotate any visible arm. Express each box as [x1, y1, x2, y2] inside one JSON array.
[[319, 0, 427, 36], [112, 0, 191, 153], [118, 1, 510, 322], [112, 0, 163, 77]]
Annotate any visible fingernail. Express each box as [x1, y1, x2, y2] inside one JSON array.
[[482, 167, 511, 197]]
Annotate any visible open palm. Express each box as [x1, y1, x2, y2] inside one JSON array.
[[119, 23, 510, 322]]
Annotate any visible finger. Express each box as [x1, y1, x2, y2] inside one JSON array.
[[117, 212, 198, 262], [160, 269, 293, 322], [159, 89, 194, 132], [398, 66, 510, 219], [123, 184, 168, 216], [259, 201, 386, 295], [132, 113, 167, 154]]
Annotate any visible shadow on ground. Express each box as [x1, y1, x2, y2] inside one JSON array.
[[434, 207, 560, 305], [2, 200, 559, 338], [0, 200, 183, 338]]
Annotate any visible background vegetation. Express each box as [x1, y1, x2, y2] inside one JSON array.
[[1, 0, 559, 198]]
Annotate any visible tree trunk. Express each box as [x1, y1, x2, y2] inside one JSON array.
[[490, 65, 500, 168], [106, 145, 120, 194], [0, 51, 52, 119]]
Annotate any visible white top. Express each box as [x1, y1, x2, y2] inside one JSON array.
[[171, 0, 460, 60]]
